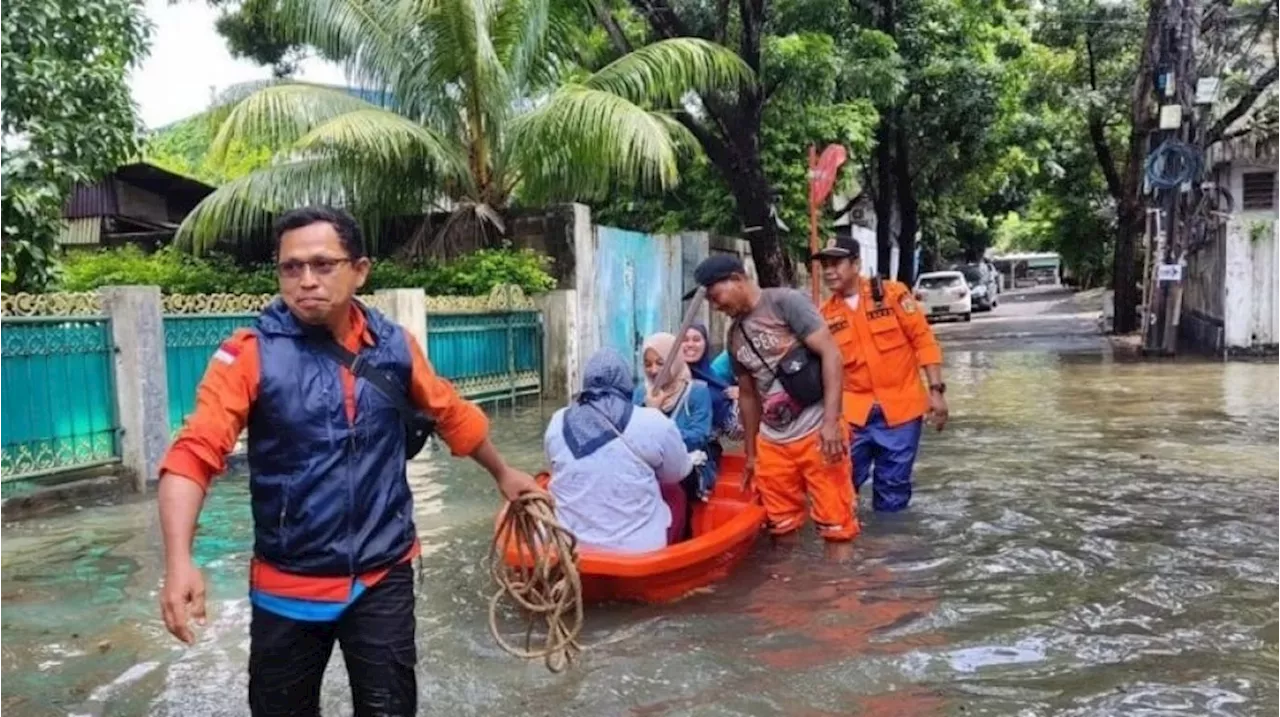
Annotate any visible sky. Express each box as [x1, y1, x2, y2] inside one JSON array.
[[127, 0, 347, 129]]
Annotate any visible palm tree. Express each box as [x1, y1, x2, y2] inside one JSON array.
[[177, 0, 753, 256]]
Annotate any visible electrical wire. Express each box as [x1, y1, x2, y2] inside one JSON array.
[[1144, 139, 1203, 190]]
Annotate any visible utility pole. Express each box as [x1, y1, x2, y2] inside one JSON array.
[[1143, 0, 1202, 355]]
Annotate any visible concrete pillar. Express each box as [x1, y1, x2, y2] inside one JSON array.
[[568, 203, 598, 370], [375, 288, 428, 356], [1223, 219, 1253, 349], [534, 289, 579, 401], [101, 286, 170, 493]]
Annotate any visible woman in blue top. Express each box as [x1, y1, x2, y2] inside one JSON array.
[[681, 323, 743, 441], [634, 332, 716, 543]]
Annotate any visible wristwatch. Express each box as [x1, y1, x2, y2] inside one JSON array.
[[929, 383, 946, 395]]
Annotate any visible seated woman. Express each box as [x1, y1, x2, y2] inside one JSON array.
[[681, 323, 743, 442], [545, 348, 693, 553], [634, 332, 716, 543]]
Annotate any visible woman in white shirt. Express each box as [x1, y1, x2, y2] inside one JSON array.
[[544, 348, 693, 553]]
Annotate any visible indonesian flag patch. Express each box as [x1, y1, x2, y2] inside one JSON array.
[[212, 342, 241, 365]]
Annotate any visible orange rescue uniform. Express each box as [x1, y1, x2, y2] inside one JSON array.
[[821, 279, 942, 429], [754, 427, 858, 540]]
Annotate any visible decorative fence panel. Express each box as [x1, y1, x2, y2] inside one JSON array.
[[425, 311, 543, 404], [1, 286, 545, 488], [164, 314, 257, 433], [1, 317, 120, 491]]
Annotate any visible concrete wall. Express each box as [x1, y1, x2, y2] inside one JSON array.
[[534, 289, 579, 401], [1223, 216, 1278, 351], [511, 203, 754, 391], [1180, 218, 1228, 354], [101, 287, 171, 492]]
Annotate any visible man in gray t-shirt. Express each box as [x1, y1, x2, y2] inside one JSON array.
[[690, 255, 859, 545], [728, 287, 827, 443]]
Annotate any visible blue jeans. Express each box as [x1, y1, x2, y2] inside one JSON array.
[[851, 405, 923, 512]]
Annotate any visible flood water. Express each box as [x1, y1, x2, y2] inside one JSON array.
[[2, 350, 1277, 716]]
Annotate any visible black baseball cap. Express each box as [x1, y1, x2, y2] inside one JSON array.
[[810, 236, 860, 262], [684, 254, 748, 300]]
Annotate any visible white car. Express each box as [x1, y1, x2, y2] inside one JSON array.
[[914, 270, 972, 323]]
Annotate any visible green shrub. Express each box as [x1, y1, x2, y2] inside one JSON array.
[[53, 245, 556, 297]]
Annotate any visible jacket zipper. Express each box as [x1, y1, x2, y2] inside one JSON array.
[[347, 383, 357, 577]]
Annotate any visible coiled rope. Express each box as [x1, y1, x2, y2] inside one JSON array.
[[487, 491, 584, 673]]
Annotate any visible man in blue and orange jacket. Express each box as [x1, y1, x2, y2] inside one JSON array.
[[156, 206, 539, 716]]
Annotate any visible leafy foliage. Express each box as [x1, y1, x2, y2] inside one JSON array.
[[592, 25, 885, 259], [0, 0, 152, 292], [57, 245, 556, 296], [143, 114, 275, 185], [177, 0, 754, 257]]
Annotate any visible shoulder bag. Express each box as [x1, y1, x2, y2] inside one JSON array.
[[735, 322, 825, 407], [310, 337, 437, 459]]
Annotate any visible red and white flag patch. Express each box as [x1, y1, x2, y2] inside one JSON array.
[[212, 342, 240, 365]]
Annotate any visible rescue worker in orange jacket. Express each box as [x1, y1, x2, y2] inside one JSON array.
[[813, 237, 949, 512]]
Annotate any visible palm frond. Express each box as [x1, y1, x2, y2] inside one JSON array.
[[295, 108, 468, 178], [208, 83, 388, 164], [424, 0, 512, 128], [492, 0, 550, 89], [509, 85, 693, 201], [276, 0, 424, 98], [584, 38, 755, 107], [174, 156, 437, 254]]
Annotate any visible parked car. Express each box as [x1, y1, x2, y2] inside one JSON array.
[[950, 263, 999, 311], [914, 270, 972, 322]]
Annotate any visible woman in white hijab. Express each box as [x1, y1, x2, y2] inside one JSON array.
[[633, 332, 717, 543]]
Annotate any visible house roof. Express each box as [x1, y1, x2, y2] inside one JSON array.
[[64, 162, 215, 219]]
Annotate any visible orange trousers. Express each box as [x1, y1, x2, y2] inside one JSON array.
[[755, 429, 859, 542]]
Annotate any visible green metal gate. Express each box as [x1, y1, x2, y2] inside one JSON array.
[[1, 317, 120, 491], [425, 310, 543, 404], [164, 314, 258, 433]]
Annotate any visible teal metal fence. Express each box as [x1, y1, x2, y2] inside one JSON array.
[[1, 317, 120, 490], [161, 309, 544, 431], [164, 314, 257, 433], [426, 311, 543, 404]]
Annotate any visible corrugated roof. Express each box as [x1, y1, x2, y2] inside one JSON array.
[[57, 217, 102, 245], [62, 162, 214, 219], [64, 176, 118, 219]]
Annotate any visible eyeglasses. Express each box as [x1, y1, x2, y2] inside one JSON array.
[[276, 257, 352, 279]]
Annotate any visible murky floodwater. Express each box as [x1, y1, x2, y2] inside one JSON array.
[[3, 350, 1277, 716]]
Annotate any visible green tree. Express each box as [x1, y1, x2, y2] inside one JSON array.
[[1, 0, 152, 291], [143, 113, 274, 185], [585, 0, 898, 286], [848, 0, 1034, 284], [594, 31, 883, 259], [177, 0, 753, 257]]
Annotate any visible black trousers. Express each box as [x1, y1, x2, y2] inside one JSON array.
[[248, 563, 417, 716]]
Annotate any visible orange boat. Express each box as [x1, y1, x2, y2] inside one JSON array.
[[497, 453, 766, 604]]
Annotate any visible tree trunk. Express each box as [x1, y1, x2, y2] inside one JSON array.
[[873, 122, 895, 278], [725, 155, 792, 288], [893, 115, 919, 285], [1112, 199, 1144, 333]]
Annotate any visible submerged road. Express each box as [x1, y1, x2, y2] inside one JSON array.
[[2, 287, 1277, 717]]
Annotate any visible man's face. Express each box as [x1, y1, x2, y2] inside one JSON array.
[[276, 221, 370, 325], [705, 276, 752, 317], [821, 256, 860, 293]]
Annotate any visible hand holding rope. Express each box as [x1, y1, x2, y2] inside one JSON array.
[[488, 490, 585, 673]]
